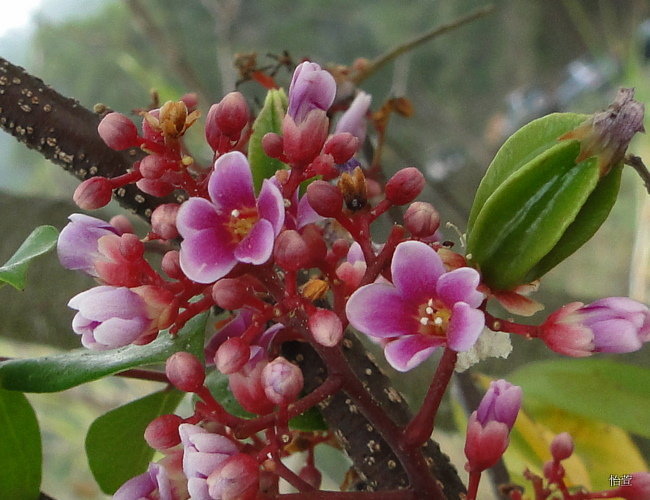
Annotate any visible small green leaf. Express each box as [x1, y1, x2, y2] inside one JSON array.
[[248, 88, 288, 190], [508, 359, 650, 438], [0, 389, 42, 499], [0, 312, 208, 393], [204, 370, 327, 431], [0, 225, 59, 290], [86, 389, 184, 494], [468, 113, 587, 231]]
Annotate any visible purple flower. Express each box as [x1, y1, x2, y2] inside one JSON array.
[[335, 91, 372, 145], [69, 285, 155, 350], [57, 214, 120, 276], [476, 379, 522, 430], [113, 463, 172, 500], [540, 297, 650, 356], [176, 151, 284, 283], [179, 424, 239, 500], [287, 61, 336, 123], [346, 240, 485, 371]]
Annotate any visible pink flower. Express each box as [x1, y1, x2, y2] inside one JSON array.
[[464, 379, 522, 473], [287, 61, 336, 123], [540, 297, 650, 356], [346, 240, 485, 371], [113, 463, 173, 500], [177, 151, 285, 283]]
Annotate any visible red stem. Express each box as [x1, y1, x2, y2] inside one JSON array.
[[484, 311, 540, 338], [466, 471, 481, 500]]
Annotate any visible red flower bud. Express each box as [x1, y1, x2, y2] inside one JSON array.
[[136, 178, 175, 197], [151, 203, 180, 240], [139, 155, 172, 179], [212, 278, 251, 310], [165, 351, 205, 393], [162, 250, 183, 279], [306, 180, 343, 218], [385, 167, 425, 205], [323, 132, 359, 164], [215, 337, 250, 375], [309, 308, 343, 347], [144, 414, 183, 449], [98, 112, 139, 150], [550, 432, 574, 462], [274, 230, 311, 271], [207, 453, 259, 500], [73, 177, 113, 210], [282, 110, 329, 165], [261, 357, 304, 405], [261, 132, 284, 159], [206, 92, 249, 151], [404, 201, 440, 238]]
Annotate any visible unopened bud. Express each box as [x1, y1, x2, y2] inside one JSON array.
[[274, 230, 311, 271], [404, 201, 440, 238], [215, 337, 250, 375], [151, 204, 180, 240], [282, 111, 329, 165], [165, 351, 205, 393], [139, 155, 171, 179], [98, 112, 139, 150], [119, 233, 145, 260], [136, 178, 174, 197], [144, 414, 183, 449], [108, 215, 133, 234], [550, 432, 574, 462], [323, 132, 359, 164], [301, 224, 327, 264], [73, 177, 113, 210], [261, 357, 304, 405], [206, 92, 250, 151], [306, 180, 343, 217], [385, 167, 425, 205], [212, 278, 251, 310], [261, 132, 285, 159], [207, 453, 259, 500], [162, 250, 183, 279], [308, 309, 343, 347]]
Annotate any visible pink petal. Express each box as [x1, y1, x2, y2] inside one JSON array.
[[234, 219, 274, 264], [208, 151, 255, 212], [592, 319, 643, 353], [383, 335, 442, 372], [180, 228, 237, 283], [296, 194, 321, 229], [493, 290, 545, 317], [346, 283, 415, 338], [447, 302, 484, 352], [92, 317, 149, 347], [257, 179, 285, 235], [391, 241, 444, 303], [177, 198, 222, 235], [70, 286, 144, 321], [436, 267, 484, 309]]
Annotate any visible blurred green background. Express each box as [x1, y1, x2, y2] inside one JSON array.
[[0, 0, 648, 498]]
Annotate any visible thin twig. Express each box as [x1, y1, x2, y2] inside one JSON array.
[[625, 154, 650, 195]]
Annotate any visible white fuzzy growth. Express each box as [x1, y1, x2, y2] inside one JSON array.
[[455, 329, 513, 372]]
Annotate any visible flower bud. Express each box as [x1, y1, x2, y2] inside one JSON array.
[[261, 132, 284, 159], [139, 155, 171, 179], [151, 204, 180, 240], [215, 337, 250, 375], [612, 472, 650, 500], [165, 351, 205, 393], [144, 414, 183, 450], [550, 432, 574, 462], [108, 215, 133, 234], [323, 132, 359, 164], [404, 201, 440, 238], [308, 308, 343, 347], [73, 177, 113, 210], [162, 250, 183, 280], [385, 167, 425, 205], [335, 91, 372, 145], [207, 453, 259, 500], [261, 357, 304, 405], [211, 278, 251, 310], [206, 92, 250, 151], [98, 112, 139, 150], [306, 180, 343, 218], [282, 111, 329, 165], [136, 178, 175, 197], [288, 61, 336, 123], [274, 230, 311, 271]]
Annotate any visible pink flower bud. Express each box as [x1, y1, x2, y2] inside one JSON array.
[[550, 432, 574, 462], [476, 379, 522, 430], [384, 167, 425, 205], [207, 453, 259, 500], [211, 278, 251, 310], [162, 250, 183, 280], [151, 204, 180, 240], [404, 201, 440, 238], [282, 110, 329, 165], [306, 180, 343, 218], [98, 112, 139, 150], [131, 285, 177, 331], [206, 92, 249, 151], [165, 351, 205, 393], [261, 132, 284, 159], [73, 177, 113, 210], [308, 308, 343, 347], [323, 132, 359, 164], [288, 62, 336, 123], [274, 230, 311, 271], [139, 155, 171, 179], [144, 414, 183, 450], [261, 357, 304, 405], [301, 224, 327, 265], [229, 358, 275, 415], [613, 472, 650, 500], [136, 178, 175, 197], [335, 91, 372, 145], [215, 337, 250, 375], [108, 215, 133, 234]]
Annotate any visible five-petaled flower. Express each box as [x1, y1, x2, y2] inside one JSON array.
[[177, 151, 285, 283], [346, 240, 485, 371]]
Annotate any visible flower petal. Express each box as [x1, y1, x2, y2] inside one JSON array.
[[436, 267, 484, 309], [234, 219, 274, 264], [391, 241, 444, 303], [69, 286, 145, 321], [208, 151, 255, 212], [92, 317, 149, 347], [180, 228, 237, 283], [447, 302, 485, 352], [383, 335, 442, 372], [346, 283, 415, 338], [592, 318, 643, 353], [257, 179, 285, 235], [176, 197, 222, 236]]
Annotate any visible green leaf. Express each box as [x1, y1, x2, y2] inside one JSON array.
[[204, 370, 327, 431], [467, 141, 600, 290], [0, 312, 208, 393], [86, 389, 184, 494], [508, 359, 650, 438], [247, 88, 288, 190], [468, 113, 587, 232], [0, 389, 41, 499], [0, 225, 59, 290]]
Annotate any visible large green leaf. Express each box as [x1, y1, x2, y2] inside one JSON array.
[[0, 225, 59, 290], [86, 389, 184, 494], [508, 359, 650, 438], [247, 88, 288, 190], [468, 113, 587, 232], [0, 312, 208, 393], [0, 389, 41, 499]]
